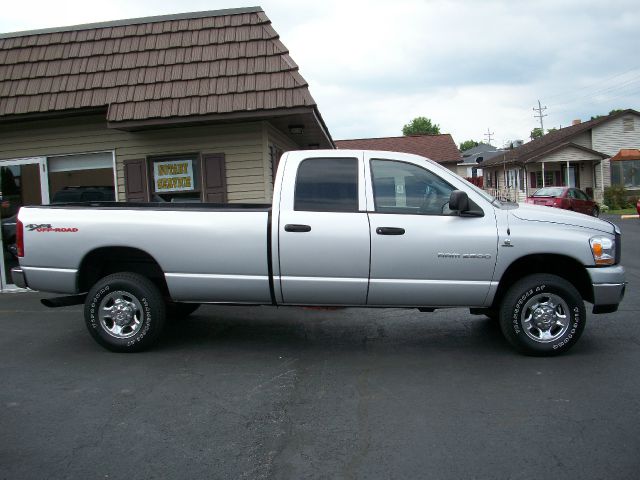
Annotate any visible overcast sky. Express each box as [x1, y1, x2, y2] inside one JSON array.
[[2, 0, 639, 147]]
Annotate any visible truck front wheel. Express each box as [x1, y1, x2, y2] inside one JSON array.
[[499, 274, 586, 356], [84, 272, 166, 352]]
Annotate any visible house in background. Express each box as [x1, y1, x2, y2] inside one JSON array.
[[0, 6, 333, 289], [335, 134, 462, 172], [458, 142, 504, 183], [481, 109, 640, 202]]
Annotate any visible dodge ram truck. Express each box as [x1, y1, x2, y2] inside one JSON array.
[[12, 150, 626, 355]]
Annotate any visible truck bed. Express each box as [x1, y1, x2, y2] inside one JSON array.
[[18, 203, 273, 303]]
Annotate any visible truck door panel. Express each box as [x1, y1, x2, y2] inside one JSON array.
[[365, 157, 498, 307], [277, 155, 370, 305]]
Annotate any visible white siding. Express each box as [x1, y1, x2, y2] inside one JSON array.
[[592, 114, 640, 156], [541, 145, 602, 164], [571, 131, 592, 149]]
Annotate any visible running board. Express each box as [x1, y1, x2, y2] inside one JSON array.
[[41, 294, 86, 308]]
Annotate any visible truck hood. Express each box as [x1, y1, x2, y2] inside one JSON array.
[[511, 203, 616, 234]]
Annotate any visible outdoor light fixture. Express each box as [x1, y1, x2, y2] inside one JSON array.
[[288, 125, 304, 135]]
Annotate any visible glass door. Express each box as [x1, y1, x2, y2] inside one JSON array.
[[0, 158, 48, 289]]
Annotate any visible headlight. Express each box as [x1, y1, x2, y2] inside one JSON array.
[[590, 236, 615, 265]]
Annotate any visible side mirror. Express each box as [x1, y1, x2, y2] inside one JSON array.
[[449, 190, 469, 212]]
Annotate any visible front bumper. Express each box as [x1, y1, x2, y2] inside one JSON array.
[[10, 267, 28, 289], [587, 265, 626, 313]]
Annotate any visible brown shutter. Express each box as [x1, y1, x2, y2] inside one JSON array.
[[201, 153, 227, 203], [123, 158, 149, 202], [530, 172, 537, 189]]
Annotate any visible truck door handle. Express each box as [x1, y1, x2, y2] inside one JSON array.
[[376, 227, 405, 235], [284, 224, 312, 233]]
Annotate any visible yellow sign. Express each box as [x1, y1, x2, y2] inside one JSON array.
[[154, 160, 194, 193]]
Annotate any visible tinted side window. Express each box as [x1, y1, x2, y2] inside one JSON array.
[[371, 159, 455, 215], [294, 158, 359, 212]]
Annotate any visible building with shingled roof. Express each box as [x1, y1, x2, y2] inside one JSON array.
[[0, 7, 333, 209], [335, 134, 462, 172]]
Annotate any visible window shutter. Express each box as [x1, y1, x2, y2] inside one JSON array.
[[123, 158, 149, 202], [201, 153, 227, 203], [530, 172, 537, 188], [555, 171, 562, 186]]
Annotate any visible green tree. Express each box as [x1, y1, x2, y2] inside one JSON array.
[[609, 109, 623, 115], [530, 127, 544, 139], [402, 117, 441, 136], [459, 139, 479, 151], [547, 127, 558, 134]]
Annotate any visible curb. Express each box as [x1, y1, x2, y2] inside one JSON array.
[[620, 214, 639, 220]]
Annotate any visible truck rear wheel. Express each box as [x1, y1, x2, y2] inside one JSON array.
[[84, 272, 166, 352], [499, 274, 586, 356]]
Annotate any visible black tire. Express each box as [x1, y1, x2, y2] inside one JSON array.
[[591, 207, 599, 217], [499, 274, 586, 356], [166, 302, 200, 319], [84, 272, 166, 352]]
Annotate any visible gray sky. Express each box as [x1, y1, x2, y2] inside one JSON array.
[[2, 0, 639, 147]]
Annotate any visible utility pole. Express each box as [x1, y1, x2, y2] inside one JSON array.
[[533, 99, 547, 132], [484, 128, 494, 145]]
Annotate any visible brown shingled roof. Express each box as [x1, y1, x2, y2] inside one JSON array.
[[335, 134, 462, 163], [482, 109, 640, 167], [0, 7, 322, 127]]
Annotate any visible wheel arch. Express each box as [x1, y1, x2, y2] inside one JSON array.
[[77, 246, 169, 296], [493, 254, 593, 308]]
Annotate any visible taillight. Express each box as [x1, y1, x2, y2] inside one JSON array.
[[16, 218, 24, 257], [553, 197, 563, 207]]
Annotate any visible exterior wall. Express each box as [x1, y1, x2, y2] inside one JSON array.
[[262, 121, 298, 201], [571, 130, 592, 149], [0, 115, 273, 203], [540, 146, 601, 164], [592, 114, 640, 156]]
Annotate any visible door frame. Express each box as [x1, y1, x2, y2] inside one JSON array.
[[0, 157, 49, 291]]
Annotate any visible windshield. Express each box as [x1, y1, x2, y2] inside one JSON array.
[[533, 187, 564, 197]]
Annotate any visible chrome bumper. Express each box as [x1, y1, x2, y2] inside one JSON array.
[[587, 265, 626, 313], [10, 267, 28, 289]]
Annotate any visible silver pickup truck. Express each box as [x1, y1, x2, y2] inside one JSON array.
[[13, 150, 626, 355]]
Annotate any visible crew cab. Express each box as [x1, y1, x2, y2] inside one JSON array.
[[12, 150, 626, 355]]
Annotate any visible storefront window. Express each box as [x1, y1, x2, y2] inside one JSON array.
[[150, 155, 200, 202]]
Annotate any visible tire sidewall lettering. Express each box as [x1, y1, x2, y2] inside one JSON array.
[[510, 282, 581, 349]]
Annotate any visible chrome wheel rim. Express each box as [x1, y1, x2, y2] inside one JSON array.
[[98, 291, 144, 339], [521, 293, 570, 343]]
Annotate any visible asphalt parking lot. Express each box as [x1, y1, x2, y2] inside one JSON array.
[[1, 215, 639, 480]]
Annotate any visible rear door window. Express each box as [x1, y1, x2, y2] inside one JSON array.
[[294, 158, 359, 212]]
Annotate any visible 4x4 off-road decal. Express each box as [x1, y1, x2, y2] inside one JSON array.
[[26, 224, 79, 233]]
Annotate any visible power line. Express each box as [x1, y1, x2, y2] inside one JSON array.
[[548, 75, 640, 108], [543, 65, 640, 102]]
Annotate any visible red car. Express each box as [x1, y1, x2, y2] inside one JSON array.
[[526, 187, 599, 217], [637, 198, 640, 216]]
